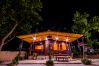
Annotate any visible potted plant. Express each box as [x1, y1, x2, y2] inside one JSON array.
[[46, 59, 54, 66], [81, 58, 92, 65], [8, 55, 21, 66], [32, 52, 37, 60]]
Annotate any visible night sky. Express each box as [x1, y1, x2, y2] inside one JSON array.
[[35, 0, 99, 32]]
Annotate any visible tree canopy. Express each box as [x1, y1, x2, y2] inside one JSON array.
[[0, 0, 43, 37], [0, 0, 43, 50], [72, 11, 99, 47], [72, 11, 99, 39]]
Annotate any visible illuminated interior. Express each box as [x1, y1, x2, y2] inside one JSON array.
[[53, 43, 58, 50], [61, 43, 68, 50], [35, 45, 43, 50], [53, 43, 68, 51]]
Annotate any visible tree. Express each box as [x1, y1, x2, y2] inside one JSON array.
[[72, 11, 99, 46], [0, 0, 43, 50]]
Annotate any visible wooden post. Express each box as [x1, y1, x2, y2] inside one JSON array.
[[77, 39, 82, 57], [19, 41, 23, 56], [69, 42, 72, 55], [82, 37, 85, 59], [83, 44, 85, 59], [29, 44, 32, 55], [70, 42, 73, 58]]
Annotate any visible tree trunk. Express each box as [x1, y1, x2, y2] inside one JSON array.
[[0, 22, 18, 51], [0, 41, 4, 51]]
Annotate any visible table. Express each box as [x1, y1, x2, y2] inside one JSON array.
[[56, 56, 69, 62]]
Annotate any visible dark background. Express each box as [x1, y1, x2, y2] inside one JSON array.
[[38, 0, 99, 32]]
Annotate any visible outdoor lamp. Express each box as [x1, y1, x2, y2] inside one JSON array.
[[66, 37, 69, 42], [45, 37, 48, 41], [32, 36, 36, 41], [45, 37, 49, 44], [55, 36, 59, 40]]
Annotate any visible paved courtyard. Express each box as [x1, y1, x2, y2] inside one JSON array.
[[1, 63, 99, 66], [16, 59, 99, 66], [16, 64, 90, 66], [0, 59, 99, 66]]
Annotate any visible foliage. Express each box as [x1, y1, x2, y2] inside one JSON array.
[[72, 11, 99, 46], [0, 0, 43, 50], [8, 55, 21, 66], [0, 0, 43, 36], [72, 48, 80, 56], [81, 58, 92, 65], [32, 52, 37, 57], [46, 60, 54, 66]]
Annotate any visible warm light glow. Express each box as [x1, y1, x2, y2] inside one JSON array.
[[45, 37, 48, 41], [17, 31, 83, 43], [35, 45, 43, 50], [66, 37, 69, 42], [53, 43, 58, 50], [32, 36, 36, 41], [62, 43, 68, 50], [55, 36, 59, 40], [40, 38, 42, 41]]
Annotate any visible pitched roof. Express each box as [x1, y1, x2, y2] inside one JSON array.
[[17, 31, 83, 43]]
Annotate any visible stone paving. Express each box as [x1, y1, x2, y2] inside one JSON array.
[[17, 64, 86, 66], [1, 64, 99, 66], [16, 59, 99, 66], [0, 59, 99, 66], [18, 59, 81, 64]]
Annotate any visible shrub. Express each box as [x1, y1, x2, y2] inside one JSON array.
[[8, 63, 14, 66], [46, 60, 54, 66], [32, 53, 37, 57], [81, 58, 92, 65], [8, 55, 21, 66]]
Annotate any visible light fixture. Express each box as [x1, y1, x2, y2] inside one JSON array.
[[66, 37, 69, 42], [32, 36, 36, 41], [45, 37, 48, 41], [55, 36, 59, 40]]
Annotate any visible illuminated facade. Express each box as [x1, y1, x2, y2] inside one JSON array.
[[17, 31, 83, 55]]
